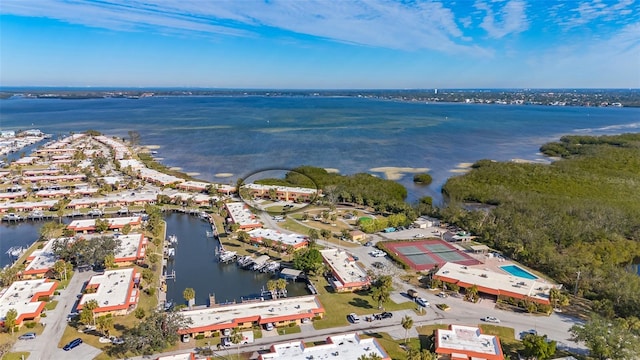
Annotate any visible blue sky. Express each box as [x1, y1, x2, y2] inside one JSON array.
[[1, 0, 638, 88]]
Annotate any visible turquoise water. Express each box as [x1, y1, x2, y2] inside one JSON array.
[[500, 264, 538, 280]]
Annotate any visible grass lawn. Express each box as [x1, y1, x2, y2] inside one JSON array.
[[313, 276, 415, 330], [276, 325, 302, 335], [360, 332, 421, 360], [44, 300, 58, 311], [478, 324, 515, 340], [2, 352, 30, 360]]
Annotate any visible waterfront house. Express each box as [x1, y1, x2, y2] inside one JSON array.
[[178, 295, 324, 338], [247, 228, 308, 250], [320, 248, 371, 292], [225, 202, 262, 230], [67, 216, 142, 234], [0, 279, 57, 328], [22, 238, 62, 279], [77, 268, 140, 316]]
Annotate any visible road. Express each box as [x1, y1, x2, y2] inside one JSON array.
[[12, 269, 103, 360], [258, 210, 587, 354]]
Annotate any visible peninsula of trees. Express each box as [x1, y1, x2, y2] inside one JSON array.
[[439, 133, 640, 319]]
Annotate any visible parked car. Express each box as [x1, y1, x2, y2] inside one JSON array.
[[221, 336, 232, 347], [407, 289, 418, 299], [348, 313, 361, 324], [438, 292, 448, 298], [520, 329, 538, 339], [63, 338, 83, 351], [482, 316, 501, 323], [364, 241, 373, 247], [372, 261, 384, 269], [181, 334, 190, 343], [222, 328, 231, 336], [264, 323, 275, 331], [379, 312, 393, 319], [416, 298, 429, 307], [18, 332, 36, 340]]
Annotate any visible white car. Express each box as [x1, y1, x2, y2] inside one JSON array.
[[348, 313, 361, 323], [264, 323, 275, 331], [416, 298, 429, 307], [482, 316, 500, 323]]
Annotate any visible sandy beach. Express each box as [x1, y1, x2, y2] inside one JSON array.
[[449, 162, 473, 174], [215, 173, 234, 178], [369, 166, 429, 180], [324, 168, 340, 173]]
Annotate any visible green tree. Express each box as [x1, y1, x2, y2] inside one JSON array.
[[96, 314, 114, 336], [237, 231, 250, 243], [183, 288, 195, 309], [570, 315, 640, 360], [370, 275, 393, 309], [292, 248, 323, 274], [4, 308, 17, 334], [465, 284, 479, 303], [276, 278, 287, 298], [94, 219, 110, 233], [357, 353, 382, 360], [120, 310, 193, 355], [308, 228, 319, 247], [401, 315, 414, 344], [53, 260, 68, 281], [121, 223, 132, 235], [80, 299, 99, 326], [320, 229, 331, 240], [521, 334, 557, 360], [266, 280, 278, 298], [230, 327, 244, 359], [104, 253, 116, 269], [39, 221, 61, 240]]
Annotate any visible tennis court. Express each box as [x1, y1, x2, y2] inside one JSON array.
[[386, 239, 480, 271]]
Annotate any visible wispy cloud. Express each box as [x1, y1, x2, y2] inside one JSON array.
[[558, 0, 638, 28], [474, 0, 530, 38], [0, 0, 491, 55]]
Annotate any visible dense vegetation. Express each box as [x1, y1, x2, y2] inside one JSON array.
[[255, 166, 411, 213], [440, 133, 640, 318], [412, 173, 433, 185]]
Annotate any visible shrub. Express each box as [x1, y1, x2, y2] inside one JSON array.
[[134, 308, 145, 319], [25, 322, 37, 328], [288, 323, 296, 327], [40, 313, 47, 318], [195, 334, 205, 340], [54, 291, 60, 296]]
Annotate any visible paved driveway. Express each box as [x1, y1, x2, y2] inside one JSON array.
[[12, 269, 101, 360]]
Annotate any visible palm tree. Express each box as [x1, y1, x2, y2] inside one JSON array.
[[276, 278, 287, 298], [183, 288, 195, 309], [230, 327, 244, 359], [401, 315, 414, 344], [266, 280, 278, 298]]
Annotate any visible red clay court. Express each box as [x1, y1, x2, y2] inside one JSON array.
[[385, 239, 480, 271]]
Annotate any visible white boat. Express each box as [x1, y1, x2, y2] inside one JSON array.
[[167, 234, 178, 244]]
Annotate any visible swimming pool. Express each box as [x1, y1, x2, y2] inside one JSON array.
[[500, 265, 538, 280]]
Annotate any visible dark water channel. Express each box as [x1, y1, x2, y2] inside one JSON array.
[[163, 212, 309, 306]]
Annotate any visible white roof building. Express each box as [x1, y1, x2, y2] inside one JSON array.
[[259, 333, 390, 360], [0, 279, 57, 325], [78, 268, 140, 315], [435, 325, 504, 360], [320, 249, 370, 292], [225, 202, 262, 230], [23, 238, 63, 277], [247, 228, 308, 248], [180, 295, 324, 334]]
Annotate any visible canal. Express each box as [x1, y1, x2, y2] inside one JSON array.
[[164, 212, 309, 307]]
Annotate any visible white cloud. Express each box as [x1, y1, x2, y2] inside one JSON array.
[[0, 0, 490, 55], [559, 0, 638, 28], [474, 0, 530, 38]]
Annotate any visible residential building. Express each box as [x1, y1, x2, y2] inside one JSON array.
[[320, 248, 370, 292], [435, 325, 504, 360], [77, 268, 140, 316], [259, 333, 390, 360]]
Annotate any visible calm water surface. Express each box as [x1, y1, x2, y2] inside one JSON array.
[[163, 213, 308, 306]]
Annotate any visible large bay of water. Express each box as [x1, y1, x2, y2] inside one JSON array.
[[2, 96, 639, 203], [2, 96, 639, 275]]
